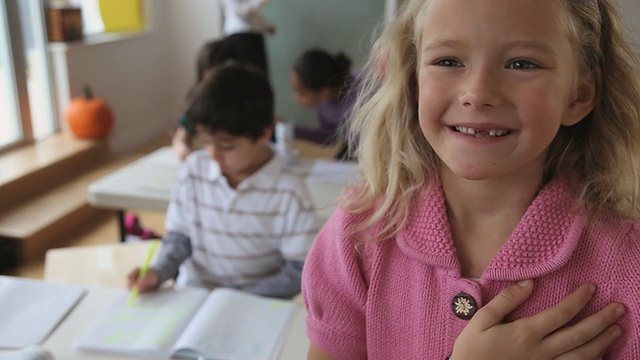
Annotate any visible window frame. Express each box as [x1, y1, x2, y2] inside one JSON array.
[[0, 0, 58, 154]]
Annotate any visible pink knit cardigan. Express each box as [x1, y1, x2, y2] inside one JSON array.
[[302, 177, 640, 359]]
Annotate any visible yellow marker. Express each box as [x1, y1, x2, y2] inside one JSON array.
[[128, 240, 160, 306]]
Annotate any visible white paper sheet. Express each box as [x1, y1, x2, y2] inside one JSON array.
[[0, 277, 85, 348]]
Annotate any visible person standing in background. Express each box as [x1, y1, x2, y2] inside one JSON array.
[[219, 0, 275, 78]]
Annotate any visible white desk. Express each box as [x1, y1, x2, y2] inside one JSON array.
[[88, 146, 355, 241], [88, 147, 180, 213], [44, 242, 160, 289], [0, 277, 309, 360]]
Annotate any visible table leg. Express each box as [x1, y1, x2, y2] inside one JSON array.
[[117, 210, 126, 242]]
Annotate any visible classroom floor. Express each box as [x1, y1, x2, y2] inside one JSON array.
[[11, 210, 166, 280]]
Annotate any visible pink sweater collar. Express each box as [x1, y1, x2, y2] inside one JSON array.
[[396, 177, 587, 281]]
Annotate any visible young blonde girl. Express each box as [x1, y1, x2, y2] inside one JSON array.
[[302, 0, 640, 358]]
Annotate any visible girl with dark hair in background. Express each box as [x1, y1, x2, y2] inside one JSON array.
[[290, 48, 359, 160]]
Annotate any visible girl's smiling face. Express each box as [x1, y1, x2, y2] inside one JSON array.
[[416, 0, 595, 183], [289, 70, 325, 108]]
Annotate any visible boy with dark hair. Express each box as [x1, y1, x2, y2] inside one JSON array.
[[172, 37, 244, 161], [128, 64, 317, 298]]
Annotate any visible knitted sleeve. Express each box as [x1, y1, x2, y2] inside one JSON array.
[[302, 207, 368, 359]]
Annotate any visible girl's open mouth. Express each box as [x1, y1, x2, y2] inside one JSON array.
[[453, 126, 512, 138]]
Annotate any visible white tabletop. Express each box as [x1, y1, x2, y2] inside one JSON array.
[[0, 277, 309, 360], [88, 147, 179, 212], [88, 146, 355, 223]]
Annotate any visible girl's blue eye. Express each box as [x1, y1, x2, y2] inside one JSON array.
[[508, 60, 537, 70], [435, 58, 462, 67]]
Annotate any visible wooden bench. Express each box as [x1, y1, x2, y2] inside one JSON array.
[[0, 133, 166, 265]]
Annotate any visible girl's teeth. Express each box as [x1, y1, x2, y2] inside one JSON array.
[[455, 126, 509, 137]]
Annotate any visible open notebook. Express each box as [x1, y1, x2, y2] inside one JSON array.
[[74, 287, 296, 360], [0, 277, 86, 348]]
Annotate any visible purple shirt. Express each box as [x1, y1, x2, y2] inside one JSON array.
[[302, 177, 640, 359], [294, 73, 359, 145]]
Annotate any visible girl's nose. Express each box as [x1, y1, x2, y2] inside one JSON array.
[[459, 67, 504, 109]]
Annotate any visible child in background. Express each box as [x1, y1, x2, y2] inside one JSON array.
[[126, 40, 241, 237], [129, 64, 318, 299], [303, 0, 640, 358], [290, 48, 359, 160], [172, 38, 243, 161], [219, 0, 275, 78]]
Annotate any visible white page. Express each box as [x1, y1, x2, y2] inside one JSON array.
[[0, 277, 85, 348], [172, 288, 296, 360], [75, 287, 208, 358]]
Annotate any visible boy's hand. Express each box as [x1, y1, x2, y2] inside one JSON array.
[[127, 267, 160, 293], [450, 281, 624, 359], [174, 142, 192, 161]]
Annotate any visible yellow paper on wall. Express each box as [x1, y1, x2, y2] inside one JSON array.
[[98, 0, 144, 32]]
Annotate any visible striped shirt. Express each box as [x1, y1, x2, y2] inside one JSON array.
[[159, 149, 318, 289]]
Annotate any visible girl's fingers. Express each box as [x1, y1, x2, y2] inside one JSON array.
[[554, 324, 622, 360], [545, 302, 625, 355], [523, 283, 596, 336], [469, 280, 535, 331]]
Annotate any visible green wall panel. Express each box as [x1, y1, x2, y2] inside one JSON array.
[[263, 1, 385, 126]]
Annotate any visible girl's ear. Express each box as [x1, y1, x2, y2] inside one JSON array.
[[562, 77, 596, 126]]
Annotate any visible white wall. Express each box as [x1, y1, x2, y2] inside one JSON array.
[[165, 0, 222, 124], [50, 0, 222, 154]]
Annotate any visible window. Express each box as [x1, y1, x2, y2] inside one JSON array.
[[0, 0, 56, 152], [0, 0, 145, 153], [0, 1, 25, 149]]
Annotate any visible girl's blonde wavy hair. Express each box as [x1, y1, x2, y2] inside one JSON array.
[[344, 0, 640, 241]]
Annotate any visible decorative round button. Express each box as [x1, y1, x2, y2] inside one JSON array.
[[451, 292, 477, 320]]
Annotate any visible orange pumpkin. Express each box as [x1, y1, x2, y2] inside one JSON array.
[[66, 85, 114, 138]]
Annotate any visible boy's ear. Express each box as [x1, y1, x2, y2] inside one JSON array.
[[562, 77, 596, 126], [258, 126, 273, 144]]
